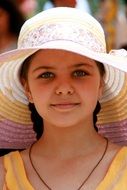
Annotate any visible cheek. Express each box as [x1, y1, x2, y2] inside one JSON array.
[[28, 82, 52, 105], [79, 79, 101, 106], [80, 78, 101, 95], [28, 86, 50, 118]]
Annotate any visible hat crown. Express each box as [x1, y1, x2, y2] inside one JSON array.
[[18, 7, 106, 53]]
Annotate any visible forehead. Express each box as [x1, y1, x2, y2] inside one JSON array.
[[30, 49, 96, 66]]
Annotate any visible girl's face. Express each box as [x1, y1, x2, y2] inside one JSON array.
[[23, 49, 104, 128]]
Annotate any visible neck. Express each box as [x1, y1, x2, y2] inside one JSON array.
[[33, 121, 103, 159]]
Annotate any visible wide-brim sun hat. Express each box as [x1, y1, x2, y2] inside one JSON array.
[[0, 7, 127, 149]]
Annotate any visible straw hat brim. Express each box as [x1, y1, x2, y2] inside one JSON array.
[[0, 40, 127, 148], [0, 40, 127, 72]]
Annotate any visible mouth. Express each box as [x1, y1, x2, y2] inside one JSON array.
[[50, 103, 80, 111]]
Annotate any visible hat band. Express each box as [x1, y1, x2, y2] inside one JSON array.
[[19, 23, 106, 53]]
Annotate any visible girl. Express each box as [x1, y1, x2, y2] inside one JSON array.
[[0, 7, 127, 190]]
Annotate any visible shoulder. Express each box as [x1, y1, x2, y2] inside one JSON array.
[[0, 156, 5, 188], [111, 144, 127, 160], [116, 146, 127, 163], [105, 142, 127, 168], [108, 143, 127, 169], [97, 145, 127, 189], [0, 151, 23, 188]]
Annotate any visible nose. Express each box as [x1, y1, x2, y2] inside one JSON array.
[[55, 81, 74, 95]]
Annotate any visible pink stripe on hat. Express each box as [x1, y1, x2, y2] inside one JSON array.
[[0, 119, 36, 149]]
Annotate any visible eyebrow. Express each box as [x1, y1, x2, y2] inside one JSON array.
[[32, 63, 93, 73], [32, 66, 55, 72], [72, 63, 93, 68]]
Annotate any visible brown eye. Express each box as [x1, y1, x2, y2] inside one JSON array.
[[39, 72, 55, 79], [73, 70, 87, 77]]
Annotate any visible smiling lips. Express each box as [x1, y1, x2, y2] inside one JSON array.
[[50, 102, 80, 111]]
